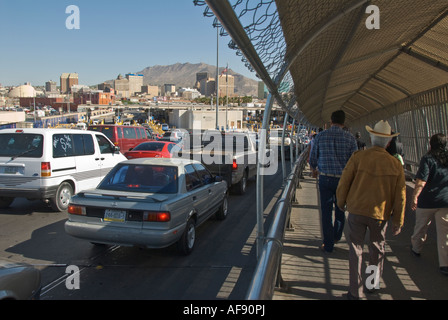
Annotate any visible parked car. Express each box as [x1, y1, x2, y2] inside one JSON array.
[[88, 124, 153, 152], [65, 158, 228, 255], [0, 260, 41, 300], [0, 128, 126, 211], [159, 130, 185, 143], [124, 141, 178, 159]]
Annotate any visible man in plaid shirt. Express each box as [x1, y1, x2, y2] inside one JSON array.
[[309, 110, 358, 253]]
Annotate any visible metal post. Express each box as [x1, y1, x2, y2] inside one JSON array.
[[290, 119, 295, 170], [435, 88, 444, 132], [215, 26, 219, 130], [256, 93, 274, 259], [410, 109, 422, 161], [281, 112, 288, 182], [226, 64, 228, 131], [420, 108, 430, 149]]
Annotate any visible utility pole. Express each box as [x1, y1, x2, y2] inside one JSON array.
[[215, 26, 219, 130], [226, 63, 228, 131]]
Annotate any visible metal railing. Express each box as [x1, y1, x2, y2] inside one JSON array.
[[246, 149, 309, 300], [350, 83, 448, 178]]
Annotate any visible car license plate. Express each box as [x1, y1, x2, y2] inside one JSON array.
[[1, 166, 20, 174], [104, 209, 126, 222]]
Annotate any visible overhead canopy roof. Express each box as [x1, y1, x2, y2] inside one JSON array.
[[276, 0, 448, 126]]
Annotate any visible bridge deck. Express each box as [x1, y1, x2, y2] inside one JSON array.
[[273, 165, 448, 300]]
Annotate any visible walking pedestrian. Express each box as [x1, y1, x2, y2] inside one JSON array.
[[336, 120, 406, 300], [355, 132, 366, 150], [309, 110, 357, 253], [386, 134, 404, 165], [410, 133, 448, 276]]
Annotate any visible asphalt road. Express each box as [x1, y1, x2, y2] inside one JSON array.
[[0, 167, 288, 300]]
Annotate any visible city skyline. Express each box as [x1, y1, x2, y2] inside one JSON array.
[[0, 0, 257, 87]]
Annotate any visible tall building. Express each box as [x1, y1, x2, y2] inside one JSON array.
[[45, 81, 57, 93], [126, 73, 143, 96], [196, 72, 211, 96], [141, 85, 159, 97], [205, 79, 216, 97], [98, 82, 112, 91], [195, 71, 234, 97], [218, 74, 235, 97], [196, 72, 209, 82], [60, 73, 79, 94], [163, 84, 176, 96], [114, 74, 129, 98]]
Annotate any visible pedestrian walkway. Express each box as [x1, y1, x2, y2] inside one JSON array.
[[273, 165, 448, 300]]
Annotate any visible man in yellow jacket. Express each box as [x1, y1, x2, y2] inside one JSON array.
[[336, 120, 406, 300]]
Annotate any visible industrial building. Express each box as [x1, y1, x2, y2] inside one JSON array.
[[169, 109, 243, 131]]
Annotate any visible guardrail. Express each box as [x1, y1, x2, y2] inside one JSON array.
[[246, 149, 309, 300]]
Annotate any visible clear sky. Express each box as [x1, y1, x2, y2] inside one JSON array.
[[0, 0, 257, 87]]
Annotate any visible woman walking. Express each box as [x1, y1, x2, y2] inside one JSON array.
[[411, 133, 448, 276]]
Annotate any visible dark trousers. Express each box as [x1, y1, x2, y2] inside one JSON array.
[[348, 213, 388, 298], [318, 175, 345, 252]]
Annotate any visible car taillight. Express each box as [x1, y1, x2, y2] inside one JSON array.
[[68, 205, 86, 215], [41, 162, 51, 177], [143, 211, 170, 222], [232, 159, 238, 170]]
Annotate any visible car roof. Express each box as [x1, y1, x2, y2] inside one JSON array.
[[138, 141, 173, 144], [0, 128, 102, 135], [88, 124, 143, 128]]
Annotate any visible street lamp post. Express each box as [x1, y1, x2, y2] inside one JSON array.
[[215, 26, 219, 130]]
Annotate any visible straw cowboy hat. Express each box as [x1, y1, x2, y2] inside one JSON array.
[[365, 120, 400, 137]]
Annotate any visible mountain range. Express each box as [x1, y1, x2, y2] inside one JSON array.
[[111, 62, 259, 96]]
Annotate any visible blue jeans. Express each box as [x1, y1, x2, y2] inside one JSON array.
[[318, 175, 345, 252]]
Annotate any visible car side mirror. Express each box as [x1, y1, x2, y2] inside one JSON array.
[[215, 176, 223, 182]]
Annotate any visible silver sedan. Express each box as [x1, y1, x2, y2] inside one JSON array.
[[65, 158, 228, 255], [0, 260, 41, 300]]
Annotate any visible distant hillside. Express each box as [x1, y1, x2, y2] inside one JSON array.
[[134, 62, 258, 96]]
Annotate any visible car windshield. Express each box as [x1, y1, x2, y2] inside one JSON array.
[[133, 142, 165, 152], [98, 164, 178, 194], [0, 133, 44, 158]]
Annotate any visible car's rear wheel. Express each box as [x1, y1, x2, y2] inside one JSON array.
[[215, 193, 229, 220], [234, 170, 247, 195], [50, 182, 73, 212], [178, 218, 196, 255]]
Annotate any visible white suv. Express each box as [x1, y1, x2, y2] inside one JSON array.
[[0, 128, 126, 211]]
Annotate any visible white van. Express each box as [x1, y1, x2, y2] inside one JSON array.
[[0, 128, 127, 211]]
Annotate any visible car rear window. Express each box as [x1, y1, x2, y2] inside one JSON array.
[[99, 164, 178, 194], [133, 142, 165, 152], [0, 133, 44, 158]]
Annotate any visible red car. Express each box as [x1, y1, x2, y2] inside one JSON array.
[[124, 141, 178, 159]]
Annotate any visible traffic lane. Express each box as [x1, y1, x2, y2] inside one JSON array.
[[0, 166, 286, 300], [38, 171, 285, 300], [0, 197, 114, 290]]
